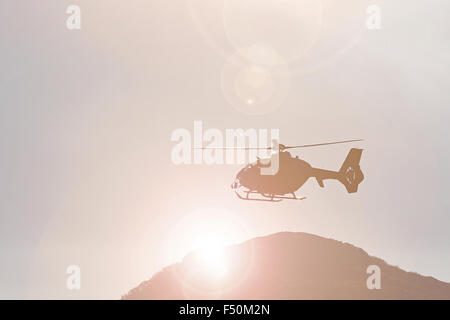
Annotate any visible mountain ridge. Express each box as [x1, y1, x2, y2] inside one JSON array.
[[123, 232, 450, 300]]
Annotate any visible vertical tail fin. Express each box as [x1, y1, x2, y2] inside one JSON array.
[[338, 148, 364, 193]]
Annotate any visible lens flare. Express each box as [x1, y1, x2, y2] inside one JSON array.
[[221, 45, 291, 115]]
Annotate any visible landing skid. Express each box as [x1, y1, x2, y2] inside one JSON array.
[[234, 190, 306, 202], [261, 193, 307, 201], [235, 190, 281, 202]]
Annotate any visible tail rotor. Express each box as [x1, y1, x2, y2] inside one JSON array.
[[338, 148, 364, 193]]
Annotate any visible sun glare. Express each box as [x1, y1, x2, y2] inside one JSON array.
[[166, 207, 254, 286], [195, 237, 228, 278], [166, 208, 256, 297]]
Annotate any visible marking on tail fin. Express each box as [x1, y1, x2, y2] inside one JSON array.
[[339, 148, 364, 193], [340, 148, 363, 173]]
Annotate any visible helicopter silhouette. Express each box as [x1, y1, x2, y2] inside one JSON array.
[[206, 139, 364, 202]]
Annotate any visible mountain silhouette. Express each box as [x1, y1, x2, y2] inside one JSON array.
[[123, 232, 450, 299]]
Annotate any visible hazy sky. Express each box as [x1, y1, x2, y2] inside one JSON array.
[[1, 0, 449, 299]]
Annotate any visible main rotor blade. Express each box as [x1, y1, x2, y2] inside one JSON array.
[[281, 139, 364, 150], [194, 139, 364, 150], [194, 146, 270, 150]]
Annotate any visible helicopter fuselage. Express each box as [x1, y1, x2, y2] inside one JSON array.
[[233, 152, 315, 195], [232, 149, 363, 198]]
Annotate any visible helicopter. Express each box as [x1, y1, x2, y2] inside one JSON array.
[[203, 139, 364, 202]]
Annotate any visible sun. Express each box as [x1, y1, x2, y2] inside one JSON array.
[[165, 208, 256, 297], [166, 207, 254, 284], [194, 235, 229, 278]]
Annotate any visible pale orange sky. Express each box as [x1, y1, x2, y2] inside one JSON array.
[[1, 0, 450, 299]]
